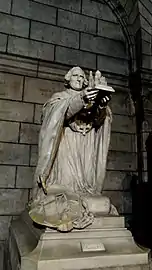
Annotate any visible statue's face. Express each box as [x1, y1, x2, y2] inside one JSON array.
[[69, 68, 85, 91]]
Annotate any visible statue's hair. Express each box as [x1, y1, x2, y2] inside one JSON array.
[[64, 66, 88, 88]]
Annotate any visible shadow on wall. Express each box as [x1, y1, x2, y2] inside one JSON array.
[[121, 172, 133, 230], [129, 132, 152, 249], [129, 175, 152, 249]]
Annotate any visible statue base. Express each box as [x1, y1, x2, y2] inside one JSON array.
[[8, 210, 150, 270]]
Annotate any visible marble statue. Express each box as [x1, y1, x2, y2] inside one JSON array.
[[10, 67, 149, 270], [29, 66, 117, 232]]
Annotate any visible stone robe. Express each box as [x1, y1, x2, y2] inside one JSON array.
[[29, 88, 112, 231]]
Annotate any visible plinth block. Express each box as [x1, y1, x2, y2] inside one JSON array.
[[8, 211, 150, 270]]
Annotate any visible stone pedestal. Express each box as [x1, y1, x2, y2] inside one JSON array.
[[8, 210, 150, 270]]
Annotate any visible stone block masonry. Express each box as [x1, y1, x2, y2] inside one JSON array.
[[12, 0, 57, 25], [0, 0, 128, 74], [0, 13, 29, 38], [0, 0, 11, 13], [0, 100, 34, 122], [0, 33, 7, 52], [8, 36, 55, 62]]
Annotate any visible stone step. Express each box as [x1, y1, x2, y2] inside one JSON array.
[[45, 216, 125, 232], [34, 253, 149, 270], [42, 227, 130, 240]]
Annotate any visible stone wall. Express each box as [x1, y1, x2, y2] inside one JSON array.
[[0, 0, 136, 239], [0, 0, 129, 73]]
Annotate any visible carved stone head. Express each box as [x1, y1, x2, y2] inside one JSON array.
[[64, 66, 88, 90]]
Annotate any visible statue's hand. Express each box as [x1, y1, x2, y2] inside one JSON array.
[[99, 95, 111, 107], [81, 88, 99, 103]]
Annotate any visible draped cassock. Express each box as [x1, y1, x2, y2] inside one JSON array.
[[29, 88, 112, 231]]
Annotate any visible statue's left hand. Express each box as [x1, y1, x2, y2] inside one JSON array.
[[99, 95, 111, 107]]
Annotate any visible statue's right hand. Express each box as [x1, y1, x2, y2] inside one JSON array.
[[81, 88, 99, 103]]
